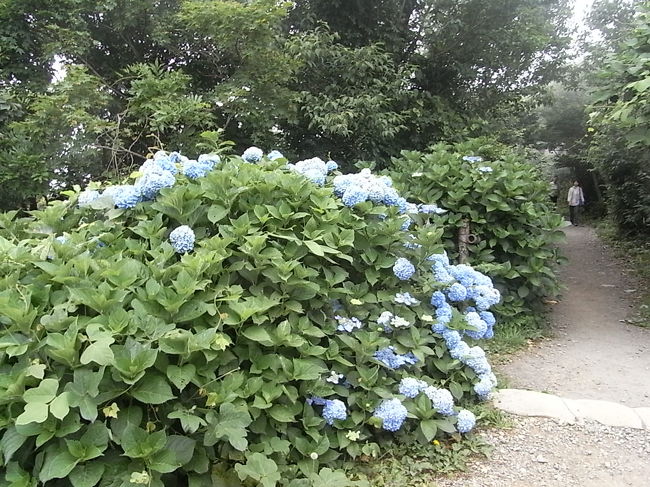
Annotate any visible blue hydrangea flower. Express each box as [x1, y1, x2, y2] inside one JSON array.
[[267, 150, 284, 161], [462, 346, 492, 375], [478, 166, 493, 173], [366, 182, 386, 203], [474, 373, 497, 400], [303, 168, 326, 186], [55, 235, 67, 244], [430, 291, 447, 308], [169, 225, 195, 254], [242, 147, 264, 163], [471, 285, 501, 311], [435, 303, 453, 325], [427, 252, 450, 266], [326, 160, 338, 172], [393, 258, 415, 280], [374, 347, 418, 369], [456, 409, 476, 433], [110, 185, 141, 209], [395, 292, 420, 306], [442, 330, 462, 348], [447, 283, 468, 302], [341, 186, 369, 207], [374, 398, 408, 432], [480, 311, 496, 327], [462, 156, 483, 163], [169, 152, 182, 163], [400, 217, 413, 231], [382, 187, 401, 206], [78, 190, 100, 207], [433, 262, 454, 283], [464, 311, 488, 339], [322, 399, 347, 425], [419, 204, 447, 214], [181, 160, 208, 179], [398, 378, 428, 398], [424, 387, 455, 416], [377, 311, 394, 330], [335, 315, 363, 333], [449, 340, 470, 360], [198, 153, 221, 170], [136, 170, 175, 200]]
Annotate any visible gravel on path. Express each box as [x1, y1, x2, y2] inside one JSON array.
[[433, 415, 650, 487]]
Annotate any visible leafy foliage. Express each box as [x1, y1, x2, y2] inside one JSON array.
[[389, 138, 565, 314], [0, 152, 501, 485], [588, 4, 650, 236]]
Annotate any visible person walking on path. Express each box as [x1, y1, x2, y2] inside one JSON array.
[[567, 180, 585, 225]]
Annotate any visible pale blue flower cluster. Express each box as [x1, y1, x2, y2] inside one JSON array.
[[424, 387, 455, 416], [288, 157, 337, 186], [374, 398, 408, 432], [335, 315, 363, 333], [242, 146, 264, 163], [473, 373, 498, 399], [96, 150, 223, 209], [456, 409, 476, 433], [393, 258, 415, 280], [78, 190, 100, 207], [332, 169, 408, 211], [478, 166, 493, 173], [322, 399, 347, 425], [462, 156, 483, 163], [267, 150, 284, 161], [373, 347, 418, 369], [426, 253, 501, 338], [394, 292, 420, 306], [419, 204, 447, 215], [398, 378, 428, 398], [169, 225, 195, 254]]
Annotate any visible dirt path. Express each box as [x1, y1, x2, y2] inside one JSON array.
[[499, 225, 650, 406], [432, 225, 650, 486]]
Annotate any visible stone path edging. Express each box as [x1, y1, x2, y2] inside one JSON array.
[[492, 389, 650, 430]]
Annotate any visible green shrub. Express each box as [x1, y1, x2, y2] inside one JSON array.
[[389, 138, 565, 315], [0, 152, 502, 486]]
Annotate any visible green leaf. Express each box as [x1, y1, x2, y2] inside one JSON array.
[[419, 420, 437, 442], [15, 403, 49, 425], [23, 378, 58, 403], [234, 453, 281, 487], [291, 359, 327, 381], [0, 426, 27, 465], [167, 364, 196, 391], [131, 374, 175, 405], [80, 337, 115, 366], [204, 403, 252, 451], [69, 462, 105, 487], [39, 450, 79, 482], [268, 405, 295, 423], [242, 326, 273, 345], [50, 392, 71, 420]]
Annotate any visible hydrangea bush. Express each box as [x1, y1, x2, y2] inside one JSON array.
[[0, 148, 500, 486], [389, 138, 566, 315]]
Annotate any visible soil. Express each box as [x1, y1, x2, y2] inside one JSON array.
[[432, 225, 650, 486]]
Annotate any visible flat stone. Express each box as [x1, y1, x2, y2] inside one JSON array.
[[633, 407, 650, 429], [492, 389, 575, 422], [564, 398, 644, 429]]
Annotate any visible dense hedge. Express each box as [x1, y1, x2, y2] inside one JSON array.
[[389, 138, 565, 315], [0, 150, 501, 486]]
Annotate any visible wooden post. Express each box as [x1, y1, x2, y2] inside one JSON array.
[[458, 219, 470, 264]]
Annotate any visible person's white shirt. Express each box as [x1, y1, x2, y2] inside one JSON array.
[[567, 186, 584, 206]]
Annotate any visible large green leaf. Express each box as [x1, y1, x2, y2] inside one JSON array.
[[131, 374, 175, 405]]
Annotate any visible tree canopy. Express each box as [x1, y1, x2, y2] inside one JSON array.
[[0, 0, 573, 210]]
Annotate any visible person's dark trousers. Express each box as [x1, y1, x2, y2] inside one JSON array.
[[569, 205, 579, 225]]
